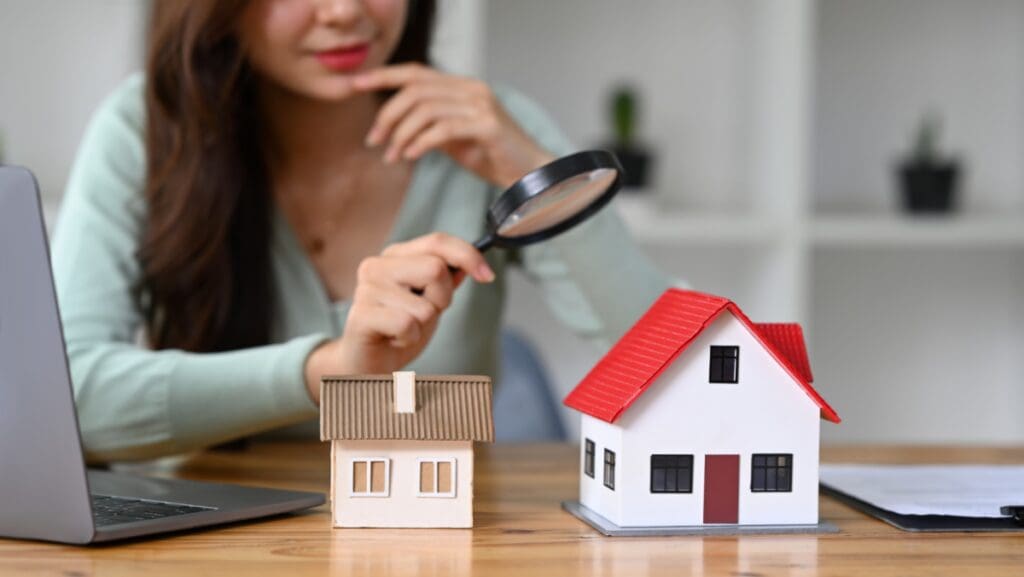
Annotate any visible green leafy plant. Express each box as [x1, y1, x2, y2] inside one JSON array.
[[611, 86, 637, 147]]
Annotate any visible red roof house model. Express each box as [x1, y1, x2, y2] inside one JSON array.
[[563, 288, 840, 424]]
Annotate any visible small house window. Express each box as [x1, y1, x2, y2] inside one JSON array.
[[650, 454, 694, 493], [351, 458, 389, 497], [603, 449, 616, 490], [584, 439, 595, 478], [418, 458, 456, 498], [710, 346, 740, 383], [751, 454, 793, 492]]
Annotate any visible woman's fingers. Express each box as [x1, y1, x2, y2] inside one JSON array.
[[356, 65, 484, 159], [385, 102, 471, 162], [382, 232, 494, 283], [354, 64, 551, 188], [366, 82, 457, 146], [359, 255, 455, 312], [402, 117, 485, 160], [356, 63, 443, 146], [369, 282, 444, 326], [360, 304, 422, 348]]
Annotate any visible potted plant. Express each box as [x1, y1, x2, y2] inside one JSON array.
[[896, 112, 961, 214], [606, 85, 653, 190]]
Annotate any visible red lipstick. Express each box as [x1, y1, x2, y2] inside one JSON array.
[[315, 43, 370, 72]]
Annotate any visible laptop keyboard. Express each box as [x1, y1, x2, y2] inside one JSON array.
[[91, 494, 216, 527]]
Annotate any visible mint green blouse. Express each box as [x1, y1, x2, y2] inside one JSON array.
[[52, 74, 670, 462]]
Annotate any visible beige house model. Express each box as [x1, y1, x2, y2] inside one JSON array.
[[320, 372, 494, 528]]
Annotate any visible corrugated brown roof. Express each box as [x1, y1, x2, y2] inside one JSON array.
[[320, 375, 494, 442]]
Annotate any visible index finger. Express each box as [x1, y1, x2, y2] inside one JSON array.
[[383, 232, 494, 283], [352, 63, 433, 91]]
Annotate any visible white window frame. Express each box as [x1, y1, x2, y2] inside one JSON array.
[[349, 457, 390, 497], [416, 457, 457, 498]]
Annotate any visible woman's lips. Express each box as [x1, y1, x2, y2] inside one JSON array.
[[314, 43, 370, 72]]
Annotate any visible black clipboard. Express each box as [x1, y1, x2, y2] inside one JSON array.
[[821, 483, 1024, 532]]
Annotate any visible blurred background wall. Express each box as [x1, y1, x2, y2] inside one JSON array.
[[0, 1, 146, 206], [2, 0, 1022, 445]]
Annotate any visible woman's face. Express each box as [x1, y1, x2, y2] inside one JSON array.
[[239, 0, 408, 101]]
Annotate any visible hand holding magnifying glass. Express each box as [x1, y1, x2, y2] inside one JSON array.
[[410, 149, 623, 292], [407, 149, 623, 296]]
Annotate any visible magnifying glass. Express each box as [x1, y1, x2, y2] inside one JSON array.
[[472, 149, 623, 253]]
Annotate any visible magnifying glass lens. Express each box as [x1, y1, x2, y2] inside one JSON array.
[[496, 168, 618, 238]]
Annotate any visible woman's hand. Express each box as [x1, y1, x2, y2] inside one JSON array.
[[353, 64, 555, 188], [303, 232, 494, 404]]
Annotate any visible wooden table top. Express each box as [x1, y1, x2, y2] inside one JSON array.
[[2, 443, 1023, 576]]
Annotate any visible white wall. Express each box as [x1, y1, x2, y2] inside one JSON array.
[[814, 0, 1024, 213], [485, 0, 753, 212], [813, 249, 1024, 445], [0, 1, 147, 203]]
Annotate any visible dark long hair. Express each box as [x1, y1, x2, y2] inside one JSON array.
[[139, 0, 436, 352]]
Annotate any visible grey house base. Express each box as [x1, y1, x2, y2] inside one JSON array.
[[562, 501, 840, 537]]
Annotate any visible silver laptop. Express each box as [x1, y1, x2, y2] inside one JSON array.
[[0, 166, 324, 544]]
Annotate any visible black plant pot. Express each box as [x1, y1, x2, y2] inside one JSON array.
[[609, 146, 653, 189], [898, 161, 959, 214]]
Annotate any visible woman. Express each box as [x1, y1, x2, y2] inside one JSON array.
[[53, 0, 669, 462]]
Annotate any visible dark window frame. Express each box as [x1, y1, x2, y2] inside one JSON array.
[[751, 453, 793, 493], [710, 345, 740, 384], [603, 449, 616, 490], [650, 454, 694, 494], [584, 439, 595, 478]]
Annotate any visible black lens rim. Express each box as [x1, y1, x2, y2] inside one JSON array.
[[485, 150, 624, 249]]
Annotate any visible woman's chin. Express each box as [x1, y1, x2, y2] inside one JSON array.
[[280, 77, 361, 103], [312, 81, 362, 102]]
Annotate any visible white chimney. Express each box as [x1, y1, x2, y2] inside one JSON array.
[[393, 371, 416, 413]]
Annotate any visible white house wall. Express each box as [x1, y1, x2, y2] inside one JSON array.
[[332, 440, 474, 528], [578, 413, 624, 525], [612, 311, 821, 527]]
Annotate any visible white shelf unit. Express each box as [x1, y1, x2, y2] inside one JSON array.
[[619, 207, 1024, 250], [615, 198, 786, 246], [812, 214, 1024, 249], [484, 0, 1024, 443]]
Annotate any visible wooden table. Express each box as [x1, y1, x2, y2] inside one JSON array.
[[1, 443, 1023, 576]]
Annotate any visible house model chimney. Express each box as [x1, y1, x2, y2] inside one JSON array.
[[393, 371, 416, 413]]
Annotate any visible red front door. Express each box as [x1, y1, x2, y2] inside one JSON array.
[[703, 454, 740, 524]]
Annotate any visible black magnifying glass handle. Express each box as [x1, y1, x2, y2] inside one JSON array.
[[473, 234, 495, 253]]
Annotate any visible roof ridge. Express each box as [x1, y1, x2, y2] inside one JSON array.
[[322, 374, 492, 382]]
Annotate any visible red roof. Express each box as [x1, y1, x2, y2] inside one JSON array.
[[755, 323, 814, 383], [563, 289, 840, 424]]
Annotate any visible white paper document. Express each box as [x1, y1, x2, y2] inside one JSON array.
[[819, 464, 1024, 518]]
